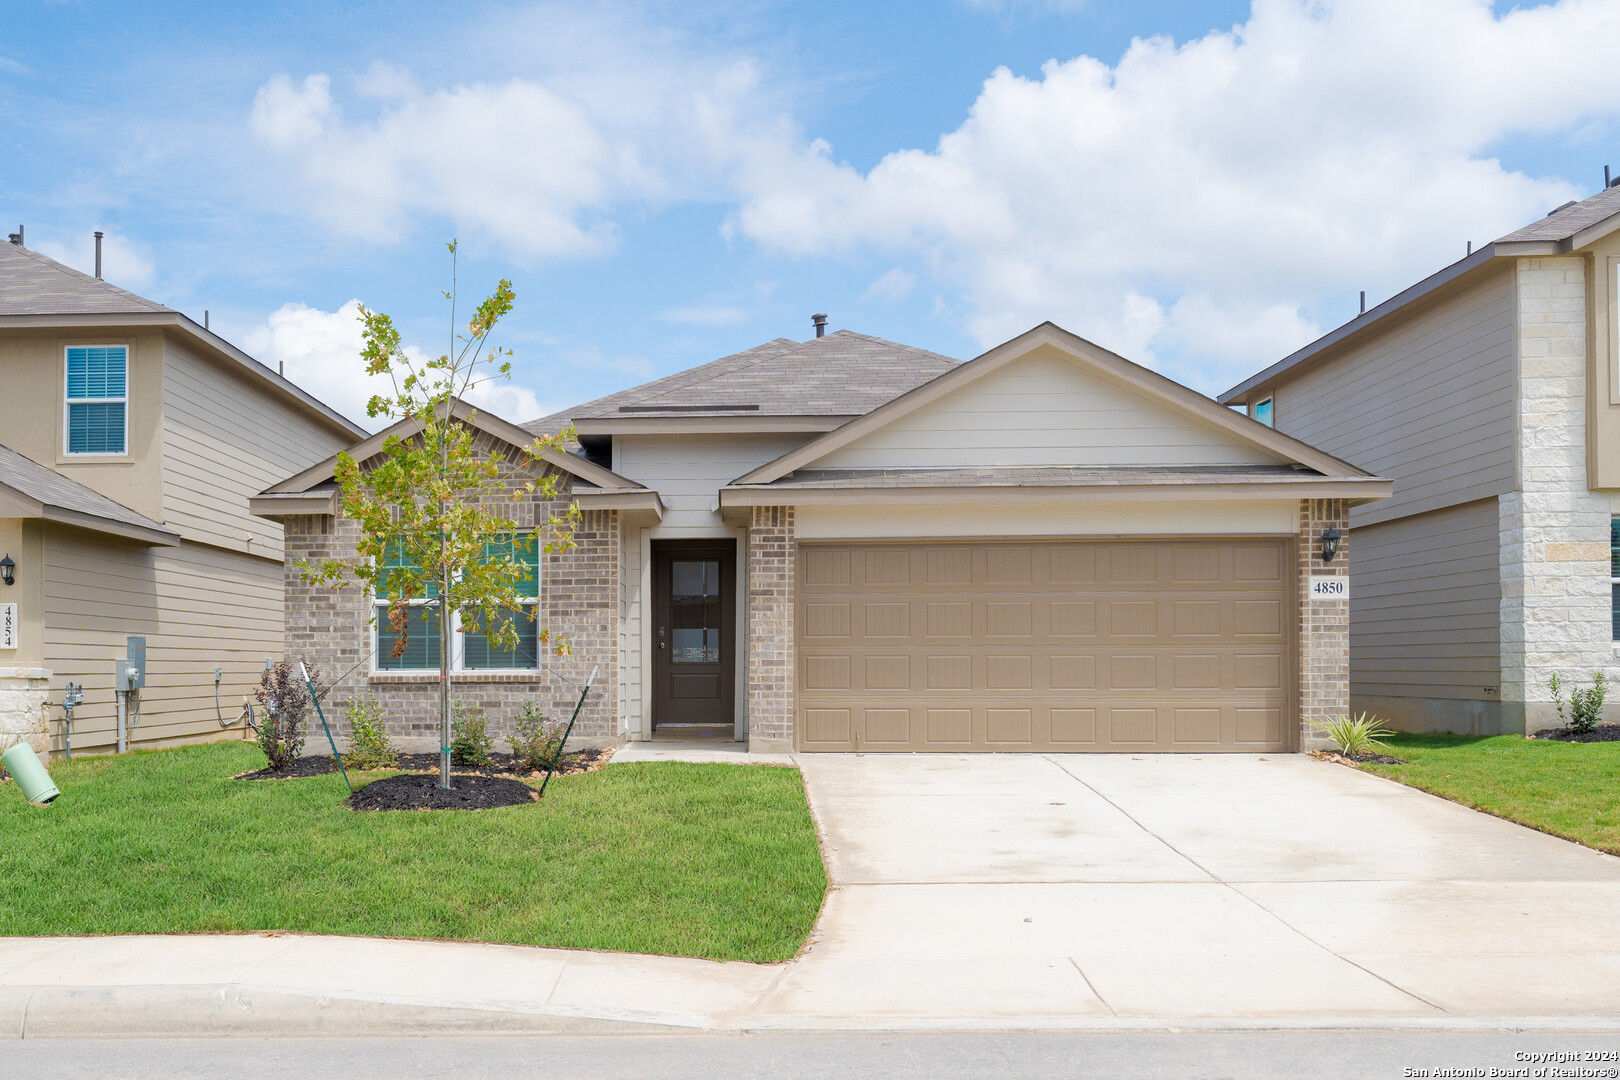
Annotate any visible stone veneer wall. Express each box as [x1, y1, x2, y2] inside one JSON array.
[[1298, 498, 1351, 748], [281, 463, 620, 748], [745, 505, 795, 752], [0, 667, 50, 756], [1500, 256, 1620, 731]]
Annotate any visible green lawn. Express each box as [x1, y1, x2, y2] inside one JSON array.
[[0, 742, 827, 963], [1357, 733, 1620, 856]]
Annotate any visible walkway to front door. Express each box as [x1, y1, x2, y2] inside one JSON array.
[[651, 539, 736, 738]]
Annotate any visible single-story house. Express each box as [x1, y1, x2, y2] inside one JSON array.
[[0, 237, 366, 758], [1220, 181, 1620, 734], [253, 321, 1390, 753]]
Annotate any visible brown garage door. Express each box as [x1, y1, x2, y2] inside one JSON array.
[[796, 539, 1293, 752]]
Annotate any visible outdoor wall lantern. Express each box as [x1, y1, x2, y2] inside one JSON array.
[[1320, 529, 1341, 563], [0, 555, 15, 586]]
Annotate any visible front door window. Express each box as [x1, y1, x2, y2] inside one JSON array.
[[671, 560, 721, 663]]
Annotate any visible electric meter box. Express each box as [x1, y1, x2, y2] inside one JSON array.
[[115, 635, 146, 692]]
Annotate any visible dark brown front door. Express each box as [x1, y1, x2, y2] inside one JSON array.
[[652, 540, 736, 730]]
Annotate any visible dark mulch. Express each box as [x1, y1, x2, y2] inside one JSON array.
[[235, 748, 611, 782], [1339, 751, 1405, 765], [347, 772, 539, 813], [1533, 723, 1620, 743]]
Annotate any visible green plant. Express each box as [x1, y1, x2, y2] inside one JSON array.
[[255, 660, 317, 771], [1310, 712, 1396, 756], [1551, 671, 1608, 734], [450, 701, 494, 766], [343, 694, 398, 770], [510, 701, 567, 772]]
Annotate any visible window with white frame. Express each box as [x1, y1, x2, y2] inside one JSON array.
[[64, 345, 128, 455], [374, 533, 541, 672], [1611, 518, 1620, 641], [1253, 397, 1274, 428]]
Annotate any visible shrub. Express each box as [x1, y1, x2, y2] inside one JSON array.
[[1551, 671, 1609, 734], [510, 701, 567, 772], [343, 694, 398, 770], [256, 660, 317, 771], [450, 701, 494, 766], [1310, 712, 1395, 756]]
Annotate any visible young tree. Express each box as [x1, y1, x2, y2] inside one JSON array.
[[302, 242, 580, 789]]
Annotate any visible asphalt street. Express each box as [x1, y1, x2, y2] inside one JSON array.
[[6, 1030, 1620, 1080]]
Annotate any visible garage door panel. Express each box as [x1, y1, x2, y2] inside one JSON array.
[[797, 540, 1291, 752]]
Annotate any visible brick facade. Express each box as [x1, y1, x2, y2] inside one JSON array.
[[279, 445, 620, 749], [1298, 497, 1351, 748], [745, 505, 795, 752]]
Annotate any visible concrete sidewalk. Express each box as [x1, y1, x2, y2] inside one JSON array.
[[5, 751, 1620, 1037]]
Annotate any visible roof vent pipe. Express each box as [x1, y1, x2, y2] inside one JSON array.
[[812, 313, 828, 338], [6, 225, 21, 246], [204, 310, 210, 331], [93, 231, 103, 279], [1359, 290, 1366, 315]]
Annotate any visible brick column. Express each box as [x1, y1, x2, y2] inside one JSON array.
[[746, 505, 796, 752], [1298, 498, 1350, 749]]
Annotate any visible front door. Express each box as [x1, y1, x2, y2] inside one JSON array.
[[652, 540, 736, 732]]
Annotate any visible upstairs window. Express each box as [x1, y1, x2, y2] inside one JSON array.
[[1253, 397, 1274, 428], [374, 533, 541, 673], [65, 345, 128, 455]]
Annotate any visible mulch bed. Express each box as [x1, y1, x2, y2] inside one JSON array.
[[1532, 723, 1620, 743], [347, 773, 539, 813], [1309, 749, 1405, 766], [234, 748, 612, 782]]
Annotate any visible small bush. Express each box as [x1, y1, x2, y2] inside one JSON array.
[[450, 701, 494, 766], [256, 660, 317, 771], [1311, 712, 1395, 756], [510, 701, 567, 772], [343, 694, 398, 770], [1551, 671, 1608, 734]]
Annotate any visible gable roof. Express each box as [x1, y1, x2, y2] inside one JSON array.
[[525, 330, 960, 435], [0, 243, 365, 440], [1221, 181, 1620, 406], [733, 323, 1384, 495], [254, 397, 657, 519], [0, 442, 178, 545]]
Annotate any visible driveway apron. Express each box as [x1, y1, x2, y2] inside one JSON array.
[[752, 753, 1620, 1027]]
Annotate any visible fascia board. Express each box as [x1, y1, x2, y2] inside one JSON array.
[[720, 477, 1394, 507], [248, 491, 340, 518], [41, 506, 181, 545]]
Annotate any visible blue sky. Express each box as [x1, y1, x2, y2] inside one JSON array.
[[5, 0, 1619, 427]]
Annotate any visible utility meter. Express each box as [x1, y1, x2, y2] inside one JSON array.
[[115, 635, 146, 691]]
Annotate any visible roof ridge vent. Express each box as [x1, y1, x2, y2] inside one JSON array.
[[1548, 200, 1578, 217]]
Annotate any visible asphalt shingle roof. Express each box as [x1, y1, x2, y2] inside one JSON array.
[[525, 330, 960, 433], [1497, 182, 1620, 244], [0, 441, 174, 537], [0, 242, 172, 316]]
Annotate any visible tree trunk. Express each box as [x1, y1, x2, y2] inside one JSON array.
[[439, 536, 452, 790]]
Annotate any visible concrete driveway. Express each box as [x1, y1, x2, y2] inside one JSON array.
[[753, 753, 1620, 1027]]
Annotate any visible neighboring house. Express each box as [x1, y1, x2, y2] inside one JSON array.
[[0, 239, 365, 758], [1220, 183, 1620, 735], [257, 322, 1388, 753]]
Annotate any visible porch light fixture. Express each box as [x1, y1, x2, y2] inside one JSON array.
[[1320, 529, 1340, 563], [0, 555, 15, 586]]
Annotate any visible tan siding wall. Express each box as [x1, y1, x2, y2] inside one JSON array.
[[818, 346, 1283, 469], [1271, 266, 1517, 528], [42, 529, 283, 754], [614, 433, 809, 534], [1349, 499, 1501, 701], [161, 337, 353, 561]]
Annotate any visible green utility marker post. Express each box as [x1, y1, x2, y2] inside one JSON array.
[[2, 743, 60, 805], [539, 666, 597, 799], [301, 662, 353, 797]]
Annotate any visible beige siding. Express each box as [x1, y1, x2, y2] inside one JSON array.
[[161, 338, 353, 561], [1349, 499, 1501, 699], [614, 433, 811, 534], [43, 528, 284, 754], [1272, 267, 1516, 528], [817, 346, 1283, 469]]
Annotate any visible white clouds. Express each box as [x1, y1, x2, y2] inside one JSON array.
[[862, 267, 916, 305], [729, 0, 1620, 390], [243, 299, 550, 431], [36, 229, 155, 291]]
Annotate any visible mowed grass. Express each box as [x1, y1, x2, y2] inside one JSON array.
[[1358, 733, 1620, 856], [0, 742, 827, 963]]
